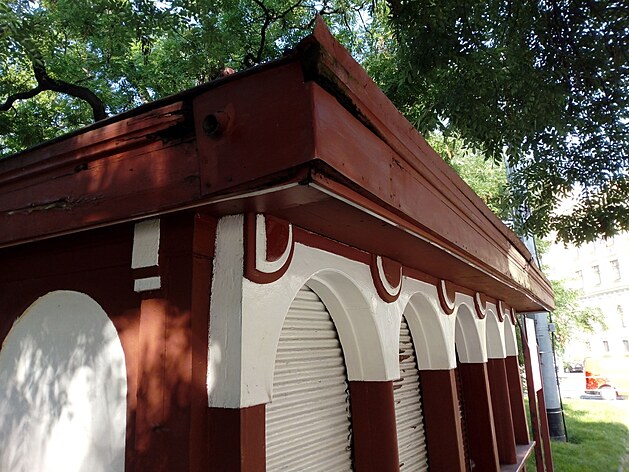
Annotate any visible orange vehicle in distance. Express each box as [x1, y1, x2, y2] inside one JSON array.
[[584, 356, 629, 400]]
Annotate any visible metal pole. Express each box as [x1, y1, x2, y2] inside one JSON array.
[[505, 158, 566, 442], [527, 311, 566, 441]]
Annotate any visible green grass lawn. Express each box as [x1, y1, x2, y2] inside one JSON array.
[[528, 398, 629, 471]]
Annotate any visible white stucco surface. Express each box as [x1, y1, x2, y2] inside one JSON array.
[[255, 214, 293, 273], [207, 214, 518, 407], [0, 291, 127, 472], [485, 303, 507, 359], [131, 218, 160, 269], [375, 256, 402, 296], [454, 294, 488, 363]]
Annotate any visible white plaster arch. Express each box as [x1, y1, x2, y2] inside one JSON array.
[[0, 290, 127, 472], [398, 279, 455, 370], [239, 253, 399, 407], [485, 303, 507, 359], [454, 294, 487, 363], [306, 269, 387, 382], [504, 312, 518, 357], [208, 215, 400, 408]]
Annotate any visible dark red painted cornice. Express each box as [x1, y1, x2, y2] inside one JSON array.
[[0, 18, 553, 311]]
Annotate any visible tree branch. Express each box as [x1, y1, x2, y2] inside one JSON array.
[[0, 61, 107, 121], [251, 0, 273, 64], [249, 0, 305, 66], [0, 84, 44, 112]]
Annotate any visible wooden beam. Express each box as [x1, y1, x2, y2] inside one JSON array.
[[348, 381, 400, 472], [505, 355, 530, 445], [419, 369, 467, 471], [208, 406, 265, 472], [487, 358, 517, 464], [457, 362, 500, 471]]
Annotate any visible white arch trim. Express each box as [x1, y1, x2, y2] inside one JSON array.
[[255, 214, 293, 273], [454, 293, 487, 363], [206, 214, 519, 407], [240, 250, 400, 406], [0, 290, 127, 472], [208, 215, 402, 408], [485, 302, 507, 359], [398, 278, 456, 370], [504, 312, 518, 357], [375, 255, 402, 297]]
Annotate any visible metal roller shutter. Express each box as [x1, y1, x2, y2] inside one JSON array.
[[266, 286, 353, 472], [394, 316, 429, 472]]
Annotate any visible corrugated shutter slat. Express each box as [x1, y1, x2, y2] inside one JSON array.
[[394, 317, 429, 472], [266, 287, 353, 472]]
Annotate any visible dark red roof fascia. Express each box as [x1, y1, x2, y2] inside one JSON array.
[[0, 18, 553, 310]]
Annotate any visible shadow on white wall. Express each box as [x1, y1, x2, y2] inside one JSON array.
[[0, 291, 127, 472]]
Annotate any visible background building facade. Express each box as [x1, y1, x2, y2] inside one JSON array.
[[545, 233, 629, 361]]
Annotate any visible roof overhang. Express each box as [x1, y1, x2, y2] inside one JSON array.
[[0, 18, 554, 311]]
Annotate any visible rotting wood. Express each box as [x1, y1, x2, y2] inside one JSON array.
[[5, 195, 102, 215]]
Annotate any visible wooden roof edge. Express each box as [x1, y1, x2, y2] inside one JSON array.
[[298, 17, 547, 284], [0, 54, 297, 173], [0, 17, 552, 301]]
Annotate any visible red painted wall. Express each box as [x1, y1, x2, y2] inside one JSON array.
[[0, 212, 215, 472]]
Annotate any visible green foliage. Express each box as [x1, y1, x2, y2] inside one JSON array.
[[388, 0, 629, 245], [1, 0, 628, 246], [0, 0, 375, 152]]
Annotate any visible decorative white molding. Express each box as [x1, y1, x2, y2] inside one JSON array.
[[454, 293, 488, 363], [131, 219, 160, 269], [474, 292, 487, 319], [207, 214, 519, 407], [497, 300, 507, 321], [375, 255, 402, 297], [133, 276, 161, 293], [438, 279, 456, 314], [255, 214, 293, 273], [398, 278, 457, 370], [208, 216, 406, 408], [485, 302, 507, 359], [238, 243, 399, 407]]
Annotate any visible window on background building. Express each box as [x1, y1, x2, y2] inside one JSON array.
[[619, 305, 626, 328], [611, 259, 621, 281], [603, 340, 610, 352], [592, 265, 601, 285], [624, 340, 629, 352]]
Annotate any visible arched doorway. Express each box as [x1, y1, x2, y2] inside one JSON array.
[[266, 285, 353, 471], [394, 314, 429, 471], [0, 291, 127, 472]]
